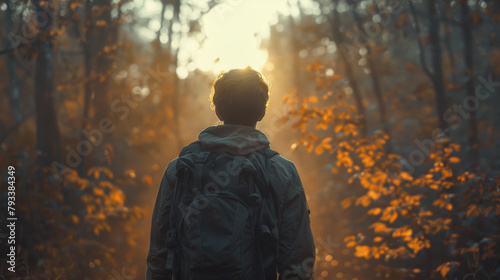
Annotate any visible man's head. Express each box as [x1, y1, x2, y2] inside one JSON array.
[[210, 67, 269, 127]]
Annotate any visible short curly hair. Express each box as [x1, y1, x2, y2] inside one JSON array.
[[210, 67, 269, 126]]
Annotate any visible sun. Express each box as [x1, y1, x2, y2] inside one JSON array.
[[192, 0, 286, 74], [138, 0, 288, 78]]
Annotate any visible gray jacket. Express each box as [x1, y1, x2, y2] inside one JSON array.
[[146, 124, 315, 280]]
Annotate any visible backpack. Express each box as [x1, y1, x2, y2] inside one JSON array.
[[165, 141, 280, 280]]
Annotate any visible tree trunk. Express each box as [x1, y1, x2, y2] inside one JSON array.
[[170, 0, 182, 150], [89, 0, 116, 169], [171, 49, 182, 150], [442, 1, 457, 83], [156, 0, 183, 150], [350, 2, 390, 141], [4, 0, 22, 123], [330, 3, 368, 137], [93, 0, 113, 125], [461, 2, 478, 166], [288, 0, 304, 96], [427, 0, 448, 132], [79, 0, 93, 175], [33, 0, 61, 166]]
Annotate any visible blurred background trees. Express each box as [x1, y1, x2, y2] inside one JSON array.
[[0, 0, 499, 279]]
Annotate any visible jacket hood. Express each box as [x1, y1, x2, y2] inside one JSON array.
[[198, 124, 270, 155]]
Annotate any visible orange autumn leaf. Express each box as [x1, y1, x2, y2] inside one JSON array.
[[341, 198, 352, 209], [449, 157, 460, 163], [368, 208, 382, 215], [472, 12, 482, 24], [93, 188, 104, 196], [446, 83, 462, 91], [95, 20, 107, 26], [314, 145, 324, 155], [405, 62, 416, 71], [436, 262, 458, 279], [282, 94, 290, 104], [400, 13, 407, 25], [346, 241, 357, 248], [331, 74, 342, 80], [354, 246, 370, 259], [142, 175, 153, 186]]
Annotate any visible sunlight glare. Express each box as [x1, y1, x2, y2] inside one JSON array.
[[193, 0, 286, 74]]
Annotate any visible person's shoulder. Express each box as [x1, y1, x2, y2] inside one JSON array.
[[270, 153, 296, 169], [162, 141, 203, 179], [268, 152, 300, 182], [161, 157, 179, 184], [266, 152, 304, 206]]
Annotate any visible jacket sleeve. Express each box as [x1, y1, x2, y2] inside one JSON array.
[[146, 162, 176, 280], [275, 161, 316, 280]]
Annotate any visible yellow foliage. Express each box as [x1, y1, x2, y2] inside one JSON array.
[[346, 241, 357, 248], [435, 262, 459, 279], [356, 195, 371, 207], [71, 215, 79, 224], [407, 237, 425, 254], [368, 208, 382, 215], [95, 20, 107, 26], [341, 198, 352, 209], [399, 171, 413, 181], [449, 156, 460, 163], [334, 124, 343, 133], [284, 71, 499, 279], [142, 175, 153, 187], [93, 188, 105, 196], [354, 246, 371, 259], [344, 236, 355, 242], [370, 222, 392, 234], [393, 178, 401, 186], [314, 145, 324, 155], [381, 207, 398, 224], [367, 190, 380, 200]]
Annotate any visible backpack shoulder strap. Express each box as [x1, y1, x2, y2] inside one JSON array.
[[179, 140, 203, 157], [255, 146, 281, 278], [257, 146, 280, 214], [262, 146, 279, 159], [166, 141, 207, 272]]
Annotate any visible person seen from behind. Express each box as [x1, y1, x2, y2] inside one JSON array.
[[147, 67, 315, 280]]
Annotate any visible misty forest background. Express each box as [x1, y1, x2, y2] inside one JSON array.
[[1, 0, 500, 279]]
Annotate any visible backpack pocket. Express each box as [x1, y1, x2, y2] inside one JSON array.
[[180, 191, 256, 278]]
